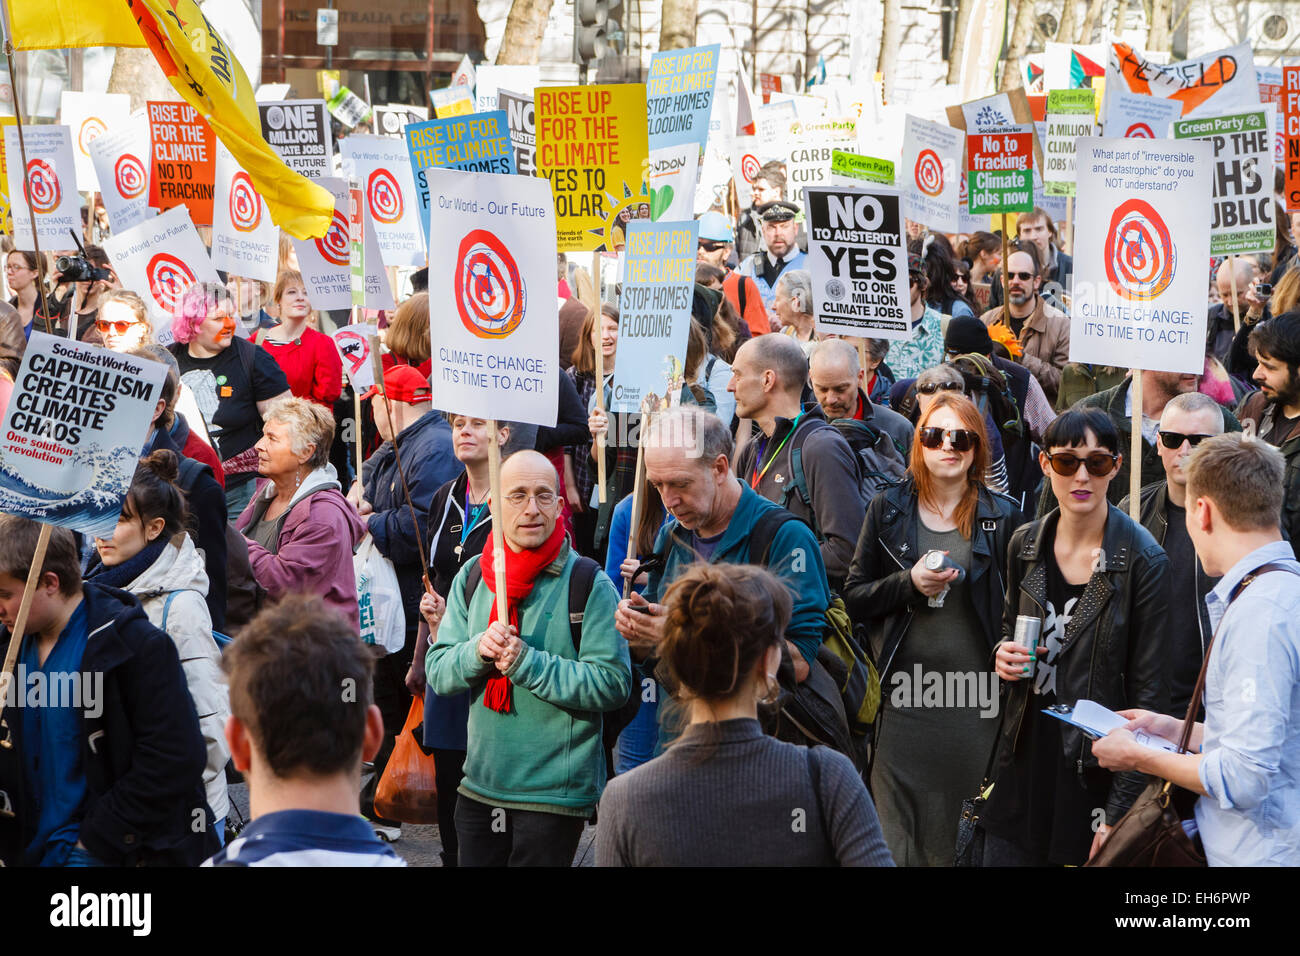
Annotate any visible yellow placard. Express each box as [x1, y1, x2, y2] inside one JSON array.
[[0, 116, 16, 236], [536, 84, 649, 252]]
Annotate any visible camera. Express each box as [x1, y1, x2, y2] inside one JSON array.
[[1257, 282, 1273, 299], [54, 254, 112, 283]]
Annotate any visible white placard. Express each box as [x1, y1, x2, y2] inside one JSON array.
[[1070, 138, 1213, 374], [60, 91, 130, 192], [899, 114, 962, 232], [452, 55, 477, 93], [333, 323, 379, 391], [1103, 89, 1184, 139], [211, 143, 279, 283], [340, 135, 426, 267], [89, 114, 154, 234], [291, 176, 352, 312], [362, 205, 395, 311], [5, 125, 80, 249], [474, 65, 541, 114], [425, 167, 558, 427], [647, 145, 698, 222]]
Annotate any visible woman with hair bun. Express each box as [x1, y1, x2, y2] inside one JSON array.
[[85, 449, 232, 844], [595, 562, 893, 866]]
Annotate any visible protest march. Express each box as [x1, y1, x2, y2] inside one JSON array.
[[0, 0, 1296, 925]]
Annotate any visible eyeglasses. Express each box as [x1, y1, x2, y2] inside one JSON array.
[[919, 427, 979, 451], [95, 319, 138, 335], [916, 381, 964, 395], [1008, 271, 1035, 281], [1158, 431, 1213, 450], [1044, 451, 1118, 477], [503, 491, 558, 508]]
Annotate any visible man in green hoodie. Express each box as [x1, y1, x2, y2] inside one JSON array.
[[427, 450, 631, 866]]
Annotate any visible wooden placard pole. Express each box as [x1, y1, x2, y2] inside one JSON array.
[[624, 399, 653, 600], [1064, 196, 1074, 256], [1129, 370, 1143, 522], [1227, 254, 1241, 333], [999, 213, 1012, 329], [856, 338, 869, 382], [351, 307, 363, 486], [0, 524, 53, 740], [486, 420, 509, 622], [5, 45, 57, 336], [590, 250, 607, 503]]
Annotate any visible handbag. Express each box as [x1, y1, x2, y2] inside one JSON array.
[[954, 738, 999, 866], [1087, 560, 1300, 867]]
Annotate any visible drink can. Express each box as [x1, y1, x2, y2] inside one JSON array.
[[1014, 615, 1042, 679]]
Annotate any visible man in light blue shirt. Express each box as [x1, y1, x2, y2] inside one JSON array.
[[1093, 433, 1300, 865]]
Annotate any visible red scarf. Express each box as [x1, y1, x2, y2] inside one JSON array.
[[479, 520, 567, 713]]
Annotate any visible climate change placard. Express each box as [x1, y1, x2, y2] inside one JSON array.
[[646, 43, 719, 153], [1043, 89, 1096, 196], [0, 332, 167, 538], [211, 143, 280, 283], [259, 100, 333, 179], [405, 111, 515, 240], [5, 125, 80, 248], [341, 136, 426, 266], [1286, 67, 1300, 211], [60, 91, 130, 192], [900, 115, 962, 231], [291, 177, 353, 312], [1071, 137, 1212, 374], [967, 127, 1034, 215], [89, 115, 153, 233], [1172, 106, 1274, 256], [147, 101, 216, 225]]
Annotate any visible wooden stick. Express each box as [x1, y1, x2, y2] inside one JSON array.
[[0, 524, 53, 738], [856, 338, 868, 381], [1227, 254, 1241, 333], [1064, 196, 1074, 256], [487, 420, 508, 623], [624, 402, 651, 600], [82, 191, 92, 243], [590, 250, 607, 503], [1129, 370, 1143, 522], [6, 46, 56, 337], [999, 213, 1012, 328]]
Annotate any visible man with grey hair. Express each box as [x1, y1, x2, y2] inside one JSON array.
[[728, 334, 866, 590], [1119, 391, 1226, 714], [809, 338, 913, 459], [774, 269, 816, 353]]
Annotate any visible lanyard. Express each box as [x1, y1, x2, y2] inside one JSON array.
[[750, 411, 805, 488], [460, 488, 490, 546]]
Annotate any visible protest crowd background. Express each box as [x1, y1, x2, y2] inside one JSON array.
[[0, 0, 1298, 879]]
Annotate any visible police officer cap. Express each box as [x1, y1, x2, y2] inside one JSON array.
[[758, 200, 799, 222]]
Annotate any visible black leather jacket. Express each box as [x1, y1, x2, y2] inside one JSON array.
[[843, 477, 1025, 685], [990, 504, 1170, 825]]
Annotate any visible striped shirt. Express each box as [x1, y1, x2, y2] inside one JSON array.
[[204, 810, 406, 867]]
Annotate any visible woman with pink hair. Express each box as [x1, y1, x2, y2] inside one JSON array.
[[168, 283, 292, 519]]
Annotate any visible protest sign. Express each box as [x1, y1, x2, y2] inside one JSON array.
[[373, 104, 429, 137], [900, 115, 962, 232], [5, 125, 80, 249], [1259, 67, 1286, 166], [1043, 42, 1107, 91], [431, 85, 475, 119], [613, 220, 699, 411], [405, 111, 515, 241], [647, 145, 698, 221], [787, 119, 857, 193], [333, 324, 379, 391], [362, 206, 395, 311], [259, 100, 333, 180], [211, 144, 280, 283], [102, 206, 220, 341], [291, 176, 353, 311], [327, 86, 371, 128], [957, 177, 987, 233], [1172, 106, 1273, 256], [646, 43, 719, 153], [830, 150, 894, 186], [0, 333, 167, 538], [1071, 138, 1212, 374], [760, 74, 782, 104], [60, 91, 130, 192], [147, 101, 216, 225], [424, 167, 558, 428], [1103, 89, 1184, 138], [1286, 67, 1300, 212], [731, 133, 771, 209], [1106, 41, 1257, 119], [536, 85, 650, 252], [89, 116, 152, 235], [452, 56, 477, 93], [755, 100, 797, 155], [696, 87, 734, 213], [1043, 89, 1096, 196], [474, 65, 540, 114], [805, 185, 910, 338], [341, 136, 426, 266], [498, 90, 536, 176], [967, 128, 1034, 215], [0, 116, 14, 235]]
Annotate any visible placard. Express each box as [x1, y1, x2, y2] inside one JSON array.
[[1103, 89, 1184, 138], [900, 115, 962, 231], [334, 324, 379, 390], [647, 145, 698, 222], [405, 111, 515, 241], [474, 65, 540, 114], [211, 143, 279, 283], [498, 89, 536, 176], [1285, 67, 1300, 212], [830, 150, 895, 186], [805, 185, 910, 338], [290, 176, 353, 311], [89, 114, 154, 234], [966, 128, 1034, 215], [1071, 138, 1213, 374], [1043, 89, 1096, 196], [431, 85, 476, 119], [5, 125, 80, 249], [1172, 106, 1273, 256], [0, 116, 15, 235], [60, 91, 130, 192], [373, 104, 429, 137], [425, 167, 558, 428], [646, 43, 720, 153], [147, 101, 216, 225], [613, 220, 699, 411], [1106, 41, 1258, 119], [340, 136, 426, 266], [0, 332, 167, 538], [259, 99, 333, 179]]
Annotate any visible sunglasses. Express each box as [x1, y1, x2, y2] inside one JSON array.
[[1158, 431, 1213, 450], [916, 381, 964, 395], [919, 427, 979, 451], [95, 319, 139, 335], [1008, 271, 1035, 281], [698, 240, 726, 252], [1044, 450, 1118, 477]]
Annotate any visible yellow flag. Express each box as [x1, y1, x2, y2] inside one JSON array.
[[2, 0, 143, 50], [125, 0, 332, 239]]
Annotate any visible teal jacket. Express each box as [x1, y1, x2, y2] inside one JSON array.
[[427, 543, 632, 815], [644, 483, 830, 665]]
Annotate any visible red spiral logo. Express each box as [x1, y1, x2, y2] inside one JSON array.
[[455, 229, 525, 339], [1105, 198, 1176, 302], [914, 149, 944, 197], [315, 209, 350, 267], [78, 117, 107, 156], [115, 154, 146, 199], [24, 159, 61, 214], [228, 172, 262, 232], [146, 252, 197, 314], [739, 153, 760, 183], [367, 168, 403, 224], [1124, 123, 1155, 138]]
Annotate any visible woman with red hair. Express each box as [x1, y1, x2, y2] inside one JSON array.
[[843, 393, 1025, 866]]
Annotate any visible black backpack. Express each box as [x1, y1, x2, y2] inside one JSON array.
[[826, 417, 907, 498], [949, 353, 1024, 440]]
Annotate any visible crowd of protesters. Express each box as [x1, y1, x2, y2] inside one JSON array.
[[0, 182, 1298, 872]]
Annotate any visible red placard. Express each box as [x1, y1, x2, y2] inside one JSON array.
[[1285, 67, 1300, 212], [147, 101, 216, 225], [759, 73, 782, 105]]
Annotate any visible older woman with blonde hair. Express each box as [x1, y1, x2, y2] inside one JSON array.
[[235, 396, 366, 630]]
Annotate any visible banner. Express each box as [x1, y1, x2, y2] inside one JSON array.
[[60, 91, 130, 192], [88, 115, 153, 235], [1071, 138, 1212, 374], [0, 332, 167, 538], [1043, 89, 1096, 196], [291, 177, 353, 311], [5, 125, 80, 249], [148, 101, 216, 225], [956, 0, 1007, 100], [613, 220, 699, 411], [1172, 106, 1273, 256], [333, 323, 379, 391], [212, 143, 280, 283], [830, 150, 894, 187], [405, 111, 516, 241], [536, 84, 650, 252], [1286, 67, 1300, 212], [967, 128, 1033, 215], [102, 206, 221, 341], [341, 136, 426, 266], [474, 65, 540, 114], [424, 167, 558, 427], [499, 90, 536, 176], [1043, 42, 1107, 92], [900, 115, 962, 231], [1106, 41, 1258, 119], [646, 43, 720, 153], [805, 185, 910, 338], [1102, 89, 1184, 139], [373, 104, 429, 137], [259, 100, 333, 180]]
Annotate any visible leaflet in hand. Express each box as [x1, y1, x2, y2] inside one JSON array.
[[1042, 699, 1182, 753]]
